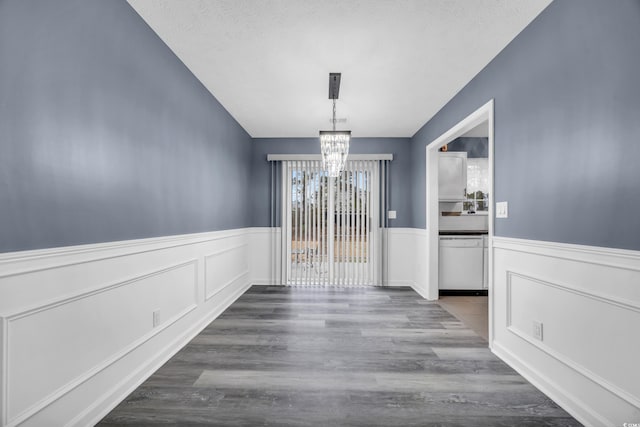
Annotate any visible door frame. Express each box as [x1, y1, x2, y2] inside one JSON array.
[[277, 156, 389, 286], [425, 99, 495, 344]]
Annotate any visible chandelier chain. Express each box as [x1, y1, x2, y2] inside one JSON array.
[[332, 99, 336, 131]]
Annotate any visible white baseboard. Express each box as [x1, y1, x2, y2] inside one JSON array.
[[492, 236, 640, 427], [491, 342, 607, 427], [0, 229, 253, 427], [410, 282, 431, 300], [385, 280, 414, 287], [250, 281, 280, 286]]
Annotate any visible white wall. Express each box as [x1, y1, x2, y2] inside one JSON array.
[[386, 228, 427, 293], [0, 229, 253, 427], [491, 236, 640, 427], [249, 228, 282, 286]]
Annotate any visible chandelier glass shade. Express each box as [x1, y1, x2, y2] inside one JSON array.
[[320, 130, 350, 177], [320, 73, 351, 178]]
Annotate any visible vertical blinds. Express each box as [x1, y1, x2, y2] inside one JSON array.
[[274, 159, 389, 286]]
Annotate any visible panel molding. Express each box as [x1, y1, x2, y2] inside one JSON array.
[[206, 270, 249, 301], [505, 270, 640, 411], [493, 236, 640, 427], [77, 281, 252, 427], [0, 228, 248, 279], [492, 341, 609, 427], [204, 243, 249, 301], [0, 229, 253, 427], [1, 260, 197, 320], [494, 236, 640, 273], [3, 260, 199, 427]]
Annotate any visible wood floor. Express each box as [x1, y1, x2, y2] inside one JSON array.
[[99, 286, 581, 426]]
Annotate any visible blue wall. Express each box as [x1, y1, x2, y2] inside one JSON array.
[[4, 0, 639, 252], [446, 137, 488, 158], [251, 138, 413, 228], [411, 0, 640, 251], [0, 0, 253, 252]]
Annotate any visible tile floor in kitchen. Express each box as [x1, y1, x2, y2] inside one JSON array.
[[437, 295, 489, 341]]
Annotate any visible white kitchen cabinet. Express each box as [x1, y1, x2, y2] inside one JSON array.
[[438, 152, 467, 201]]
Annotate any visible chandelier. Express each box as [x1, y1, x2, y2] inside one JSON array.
[[320, 73, 350, 177]]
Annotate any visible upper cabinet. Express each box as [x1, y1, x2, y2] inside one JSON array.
[[439, 152, 467, 201]]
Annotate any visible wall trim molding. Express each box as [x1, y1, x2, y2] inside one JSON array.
[[385, 227, 427, 236], [0, 228, 249, 279], [0, 228, 254, 427], [79, 281, 252, 427], [410, 283, 430, 300], [505, 270, 640, 411], [493, 236, 640, 427], [506, 269, 640, 320], [204, 243, 249, 301], [3, 260, 199, 426], [493, 236, 640, 272], [1, 259, 198, 320], [386, 280, 415, 288], [492, 342, 605, 427], [251, 280, 280, 286], [206, 270, 250, 301]]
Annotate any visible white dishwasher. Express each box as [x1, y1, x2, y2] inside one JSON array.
[[439, 235, 484, 290]]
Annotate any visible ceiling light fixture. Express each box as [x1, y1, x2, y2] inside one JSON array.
[[320, 73, 350, 177]]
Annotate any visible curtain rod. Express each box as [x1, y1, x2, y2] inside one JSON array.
[[267, 154, 393, 161]]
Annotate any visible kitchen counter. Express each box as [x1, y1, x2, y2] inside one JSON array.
[[439, 211, 489, 233], [439, 230, 488, 235]]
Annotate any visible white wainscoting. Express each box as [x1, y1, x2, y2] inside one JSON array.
[[248, 227, 428, 293], [386, 228, 427, 293], [0, 229, 252, 427], [248, 228, 282, 286], [492, 236, 640, 427]]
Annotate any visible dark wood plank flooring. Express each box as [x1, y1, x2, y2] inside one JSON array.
[[99, 286, 581, 426]]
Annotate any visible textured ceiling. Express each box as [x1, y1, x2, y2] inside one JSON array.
[[126, 0, 552, 137]]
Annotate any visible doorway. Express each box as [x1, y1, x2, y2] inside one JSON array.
[[425, 99, 494, 344], [282, 159, 381, 286]]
